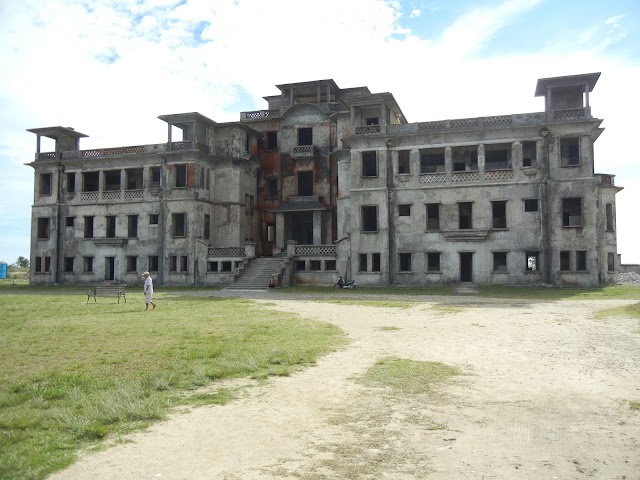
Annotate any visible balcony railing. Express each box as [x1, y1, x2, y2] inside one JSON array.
[[292, 145, 314, 157], [295, 245, 336, 256], [208, 247, 244, 257], [355, 125, 382, 135], [553, 108, 587, 121], [241, 110, 280, 121], [596, 174, 615, 186]]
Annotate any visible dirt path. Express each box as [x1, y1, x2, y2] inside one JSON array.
[[49, 297, 640, 479]]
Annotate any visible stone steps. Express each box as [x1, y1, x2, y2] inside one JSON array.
[[223, 258, 285, 291]]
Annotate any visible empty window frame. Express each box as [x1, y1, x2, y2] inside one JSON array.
[[151, 167, 161, 188], [267, 178, 278, 199], [522, 141, 537, 167], [560, 137, 580, 166], [204, 214, 210, 240], [361, 151, 378, 177], [149, 214, 159, 225], [420, 149, 445, 173], [562, 197, 582, 227], [103, 170, 121, 191], [180, 256, 188, 272], [207, 261, 218, 272], [576, 251, 587, 271], [64, 257, 74, 273], [127, 215, 138, 238], [82, 172, 99, 192], [126, 256, 137, 273], [34, 256, 51, 273], [426, 203, 440, 230], [65, 216, 74, 227], [297, 171, 313, 196], [398, 204, 411, 217], [267, 224, 275, 242], [325, 260, 336, 271], [266, 131, 278, 151], [169, 256, 178, 272], [485, 144, 511, 170], [66, 172, 76, 193], [309, 260, 321, 271], [295, 260, 306, 271], [359, 253, 368, 272], [148, 256, 159, 272], [452, 146, 478, 171], [605, 203, 614, 231], [372, 253, 381, 272], [607, 252, 615, 272], [84, 216, 94, 238], [83, 256, 93, 273], [172, 213, 186, 237], [398, 150, 410, 174], [399, 253, 412, 272], [493, 252, 507, 272], [560, 251, 571, 271], [298, 127, 313, 146], [39, 173, 52, 195], [366, 117, 379, 125], [526, 251, 539, 271], [245, 133, 251, 153], [37, 218, 50, 239], [199, 167, 205, 189], [106, 215, 116, 238], [175, 164, 187, 188], [361, 206, 378, 232], [492, 201, 507, 229], [458, 202, 473, 229], [125, 168, 144, 190], [427, 252, 441, 272], [524, 199, 539, 212]]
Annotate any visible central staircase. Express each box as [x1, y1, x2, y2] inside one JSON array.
[[222, 257, 285, 291]]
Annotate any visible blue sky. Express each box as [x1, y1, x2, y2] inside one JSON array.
[[1, 0, 639, 265]]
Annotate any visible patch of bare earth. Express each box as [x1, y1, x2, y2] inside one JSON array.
[[49, 298, 640, 479]]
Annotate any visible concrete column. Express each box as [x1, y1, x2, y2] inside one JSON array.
[[313, 210, 322, 245], [584, 84, 590, 107], [98, 171, 104, 194], [444, 146, 452, 172], [167, 123, 172, 143], [512, 142, 522, 168], [478, 144, 485, 172], [276, 212, 285, 251], [410, 148, 420, 175]]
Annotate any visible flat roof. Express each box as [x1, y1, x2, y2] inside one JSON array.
[[26, 126, 88, 139], [158, 112, 217, 128], [535, 72, 601, 96]]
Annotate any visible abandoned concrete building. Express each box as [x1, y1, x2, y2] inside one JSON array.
[[28, 72, 622, 288]]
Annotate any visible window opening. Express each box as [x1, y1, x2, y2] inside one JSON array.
[[175, 164, 187, 188], [459, 202, 472, 229], [372, 253, 381, 272], [362, 206, 378, 232], [125, 168, 144, 190], [39, 173, 52, 195], [106, 216, 116, 238], [362, 151, 377, 177], [37, 218, 50, 239], [493, 252, 507, 272], [204, 214, 210, 240], [398, 204, 411, 217], [526, 251, 539, 271], [126, 256, 137, 272], [127, 215, 138, 238], [562, 197, 582, 227], [151, 167, 161, 188], [452, 146, 478, 171], [426, 203, 440, 230], [149, 214, 159, 225], [104, 170, 121, 191], [298, 127, 312, 146], [576, 251, 587, 271], [66, 172, 76, 193], [359, 253, 368, 272], [266, 131, 278, 151], [398, 150, 410, 174], [65, 216, 74, 227], [560, 137, 580, 166], [64, 257, 74, 273], [492, 201, 507, 229], [297, 171, 313, 196], [607, 253, 615, 272], [366, 117, 379, 125], [524, 199, 539, 212], [420, 149, 445, 173], [399, 253, 412, 272], [605, 203, 614, 231], [560, 251, 571, 271], [84, 216, 94, 238], [83, 256, 93, 273], [172, 213, 186, 237], [83, 172, 99, 192], [267, 179, 278, 199], [522, 141, 537, 167], [148, 256, 159, 272], [427, 252, 441, 272], [485, 145, 511, 170]]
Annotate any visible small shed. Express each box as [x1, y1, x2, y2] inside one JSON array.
[[0, 262, 7, 279]]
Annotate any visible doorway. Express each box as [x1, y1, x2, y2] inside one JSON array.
[[105, 257, 115, 281], [460, 252, 473, 282]]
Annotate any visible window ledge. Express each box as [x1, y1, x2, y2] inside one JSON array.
[[562, 225, 583, 229], [525, 270, 542, 274], [426, 270, 442, 274], [491, 228, 509, 231]]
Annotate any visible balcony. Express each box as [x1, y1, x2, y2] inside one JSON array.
[[596, 174, 615, 186], [240, 110, 280, 121], [355, 125, 382, 135], [292, 145, 314, 158]]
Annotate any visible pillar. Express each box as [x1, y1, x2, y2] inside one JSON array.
[[313, 210, 322, 245], [276, 212, 285, 251]]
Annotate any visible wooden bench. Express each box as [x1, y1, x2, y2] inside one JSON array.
[[87, 284, 127, 303]]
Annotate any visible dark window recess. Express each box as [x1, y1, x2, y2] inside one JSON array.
[[607, 253, 615, 272], [366, 117, 379, 125], [560, 137, 580, 166], [84, 216, 94, 238], [427, 252, 440, 272], [148, 256, 159, 272], [266, 131, 278, 151], [372, 253, 381, 272], [492, 201, 507, 229], [606, 203, 614, 231], [83, 256, 93, 273], [151, 167, 161, 188], [560, 251, 571, 271], [524, 199, 539, 212], [181, 256, 188, 272], [452, 146, 478, 171], [149, 214, 159, 225], [309, 260, 321, 271], [245, 133, 251, 153], [398, 204, 411, 217], [562, 197, 582, 227], [398, 150, 410, 174], [526, 251, 539, 271], [459, 202, 472, 229], [325, 260, 336, 271], [37, 218, 50, 239], [104, 171, 121, 191], [362, 151, 377, 177], [64, 257, 74, 273], [399, 253, 412, 272], [362, 206, 378, 232], [106, 216, 116, 238], [128, 215, 138, 238], [576, 251, 587, 271], [298, 127, 312, 146], [170, 256, 177, 272], [204, 214, 210, 240], [295, 260, 306, 271], [522, 141, 537, 167], [426, 203, 440, 230], [172, 213, 186, 237], [65, 216, 74, 227], [83, 172, 99, 192], [175, 165, 187, 188], [485, 147, 510, 170], [126, 256, 137, 272], [66, 172, 76, 193], [359, 253, 368, 272], [297, 171, 313, 196], [126, 168, 143, 190], [493, 252, 507, 272], [39, 173, 52, 195], [420, 150, 445, 173], [208, 261, 218, 272], [267, 179, 278, 199]]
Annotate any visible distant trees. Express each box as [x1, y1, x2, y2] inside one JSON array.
[[13, 256, 29, 269]]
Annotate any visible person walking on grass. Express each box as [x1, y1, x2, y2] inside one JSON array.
[[142, 271, 156, 310]]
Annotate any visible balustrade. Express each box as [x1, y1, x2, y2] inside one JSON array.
[[419, 173, 447, 184], [294, 245, 336, 256], [208, 247, 244, 257]]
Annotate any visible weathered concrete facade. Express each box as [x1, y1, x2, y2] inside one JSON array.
[[28, 73, 622, 287]]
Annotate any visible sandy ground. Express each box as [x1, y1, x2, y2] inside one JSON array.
[[49, 295, 640, 480]]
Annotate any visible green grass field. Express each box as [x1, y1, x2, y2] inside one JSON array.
[[0, 293, 345, 480]]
